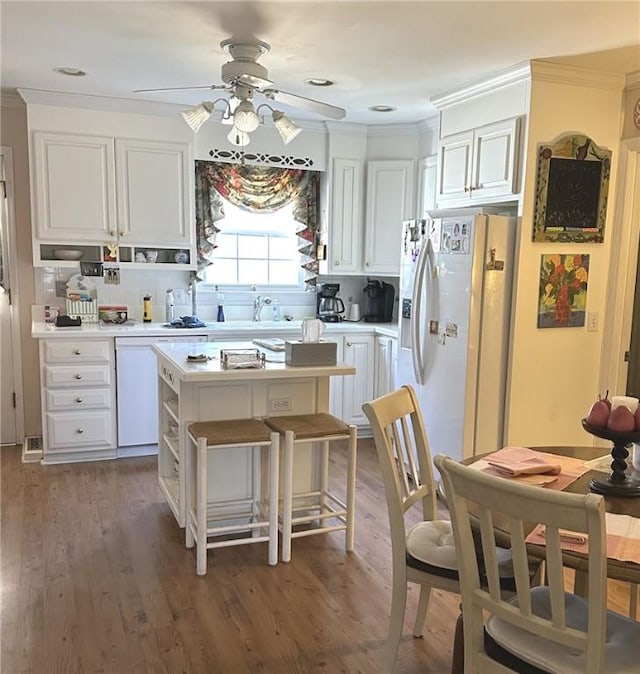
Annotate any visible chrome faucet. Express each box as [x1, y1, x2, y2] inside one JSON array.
[[253, 295, 273, 322]]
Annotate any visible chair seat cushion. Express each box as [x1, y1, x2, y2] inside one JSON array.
[[486, 586, 640, 673], [406, 520, 459, 573], [406, 520, 518, 585]]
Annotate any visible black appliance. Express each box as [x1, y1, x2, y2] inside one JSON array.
[[363, 279, 395, 323], [317, 283, 345, 322]]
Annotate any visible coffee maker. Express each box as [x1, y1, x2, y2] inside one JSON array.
[[362, 279, 395, 322], [316, 283, 345, 322]]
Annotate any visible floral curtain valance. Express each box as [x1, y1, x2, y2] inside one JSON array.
[[194, 160, 320, 286]]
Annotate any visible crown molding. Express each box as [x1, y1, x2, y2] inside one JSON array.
[[430, 62, 531, 110], [325, 120, 368, 136], [626, 70, 640, 90], [366, 122, 423, 137], [529, 60, 625, 91], [0, 89, 26, 109]]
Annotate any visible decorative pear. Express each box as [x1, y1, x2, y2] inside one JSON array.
[[601, 390, 612, 411], [607, 405, 636, 433], [635, 405, 640, 432], [586, 398, 610, 428]]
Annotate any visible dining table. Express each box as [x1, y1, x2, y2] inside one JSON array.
[[457, 445, 640, 586]]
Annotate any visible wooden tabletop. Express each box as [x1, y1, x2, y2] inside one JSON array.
[[461, 445, 640, 584]]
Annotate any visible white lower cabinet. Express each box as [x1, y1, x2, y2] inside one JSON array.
[[40, 338, 117, 463], [374, 335, 397, 398], [328, 334, 375, 427]]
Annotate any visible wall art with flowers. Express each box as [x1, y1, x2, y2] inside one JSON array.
[[538, 254, 589, 328]]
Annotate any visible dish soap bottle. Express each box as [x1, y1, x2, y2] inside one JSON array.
[[143, 295, 152, 323], [165, 289, 175, 323], [216, 293, 225, 322], [272, 299, 281, 322]]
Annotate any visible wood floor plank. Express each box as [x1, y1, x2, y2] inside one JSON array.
[[2, 441, 633, 673]]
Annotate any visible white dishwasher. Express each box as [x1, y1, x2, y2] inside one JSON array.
[[115, 335, 207, 449]]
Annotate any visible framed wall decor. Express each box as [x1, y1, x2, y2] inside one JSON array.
[[537, 253, 589, 328], [532, 134, 611, 243]]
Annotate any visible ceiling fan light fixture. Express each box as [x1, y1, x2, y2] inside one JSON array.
[[272, 110, 302, 145], [181, 101, 215, 132], [227, 125, 251, 147], [222, 96, 240, 125], [233, 99, 260, 132]]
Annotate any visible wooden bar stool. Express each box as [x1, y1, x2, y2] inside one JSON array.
[[185, 418, 279, 575], [264, 413, 357, 562]]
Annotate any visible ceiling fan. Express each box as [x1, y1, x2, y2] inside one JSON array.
[[134, 38, 346, 145]]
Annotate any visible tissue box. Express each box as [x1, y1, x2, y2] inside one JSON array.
[[285, 340, 337, 366]]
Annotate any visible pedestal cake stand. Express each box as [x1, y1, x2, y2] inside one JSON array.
[[581, 419, 640, 497]]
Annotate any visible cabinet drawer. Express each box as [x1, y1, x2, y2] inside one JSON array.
[[43, 339, 112, 364], [46, 388, 112, 411], [46, 411, 115, 450], [45, 364, 112, 388]]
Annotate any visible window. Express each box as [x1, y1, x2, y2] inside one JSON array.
[[202, 197, 302, 287]]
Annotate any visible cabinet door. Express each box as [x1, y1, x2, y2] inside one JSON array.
[[436, 131, 473, 204], [470, 118, 520, 202], [364, 160, 414, 275], [327, 158, 362, 273], [342, 336, 374, 426], [32, 132, 116, 242], [115, 139, 192, 246], [374, 335, 396, 398]]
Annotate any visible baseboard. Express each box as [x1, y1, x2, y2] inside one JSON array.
[[117, 444, 158, 459]]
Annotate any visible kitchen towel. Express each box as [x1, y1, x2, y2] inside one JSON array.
[[485, 446, 562, 476]]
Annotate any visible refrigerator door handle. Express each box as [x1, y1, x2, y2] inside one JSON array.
[[410, 238, 432, 386]]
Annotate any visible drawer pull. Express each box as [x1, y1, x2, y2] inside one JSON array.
[[74, 349, 81, 355], [76, 397, 83, 403], [76, 428, 84, 434], [74, 374, 83, 380]]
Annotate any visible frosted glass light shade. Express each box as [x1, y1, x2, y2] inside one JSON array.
[[181, 102, 214, 132], [227, 126, 251, 147], [233, 100, 260, 132], [272, 111, 302, 144]]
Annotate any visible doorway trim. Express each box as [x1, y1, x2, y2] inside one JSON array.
[[0, 146, 25, 444], [601, 137, 640, 397]]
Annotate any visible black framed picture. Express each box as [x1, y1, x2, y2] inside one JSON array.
[[532, 134, 611, 243]]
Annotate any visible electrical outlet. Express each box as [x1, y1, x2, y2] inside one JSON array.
[[587, 312, 598, 332], [269, 397, 292, 412]]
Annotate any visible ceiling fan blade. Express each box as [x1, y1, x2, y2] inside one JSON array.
[[133, 84, 228, 94], [237, 73, 273, 90], [262, 88, 346, 120]]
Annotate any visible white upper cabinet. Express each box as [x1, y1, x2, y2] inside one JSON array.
[[31, 131, 194, 263], [115, 138, 191, 246], [33, 132, 116, 242], [326, 158, 362, 273], [364, 159, 415, 275], [436, 117, 520, 207]]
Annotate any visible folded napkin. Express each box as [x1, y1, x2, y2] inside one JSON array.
[[486, 446, 562, 477], [541, 526, 588, 545]]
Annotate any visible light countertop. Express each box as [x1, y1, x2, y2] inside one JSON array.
[[32, 319, 398, 339], [152, 340, 357, 382]]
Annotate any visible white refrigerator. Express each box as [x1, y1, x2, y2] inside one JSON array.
[[396, 207, 517, 462]]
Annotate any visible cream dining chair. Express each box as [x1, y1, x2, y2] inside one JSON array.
[[435, 453, 640, 674], [363, 386, 522, 674]]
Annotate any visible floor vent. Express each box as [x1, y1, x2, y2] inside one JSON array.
[[22, 436, 43, 463]]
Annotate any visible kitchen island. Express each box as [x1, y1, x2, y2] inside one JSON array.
[[151, 340, 356, 527]]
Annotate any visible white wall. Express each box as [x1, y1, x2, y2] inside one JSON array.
[[505, 67, 626, 446]]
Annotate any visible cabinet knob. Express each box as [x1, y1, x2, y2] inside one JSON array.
[[76, 428, 84, 434], [334, 260, 340, 266], [74, 373, 82, 380], [110, 230, 116, 237], [346, 341, 352, 347], [76, 397, 83, 403], [74, 349, 81, 355], [365, 262, 370, 267], [464, 186, 470, 192], [119, 231, 126, 237]]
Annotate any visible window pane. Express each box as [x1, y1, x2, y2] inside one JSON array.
[[269, 261, 299, 285], [270, 237, 296, 259], [214, 233, 237, 258], [239, 260, 268, 284], [205, 259, 237, 284], [238, 234, 268, 259]]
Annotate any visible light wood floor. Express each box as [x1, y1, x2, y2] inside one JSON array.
[[1, 440, 635, 674]]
